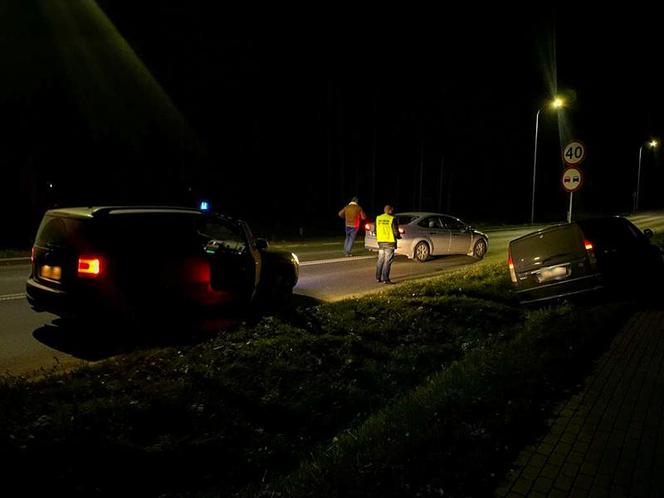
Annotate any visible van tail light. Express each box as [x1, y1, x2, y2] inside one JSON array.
[[583, 239, 597, 267], [508, 250, 517, 283], [78, 256, 102, 278]]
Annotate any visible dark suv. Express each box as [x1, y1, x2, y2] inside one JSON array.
[[26, 206, 299, 319], [508, 216, 663, 305]]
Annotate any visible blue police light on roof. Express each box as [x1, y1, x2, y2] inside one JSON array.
[[199, 201, 209, 211]]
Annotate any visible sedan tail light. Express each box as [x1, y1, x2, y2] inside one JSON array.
[[398, 227, 405, 235], [364, 223, 372, 231], [78, 256, 103, 278]]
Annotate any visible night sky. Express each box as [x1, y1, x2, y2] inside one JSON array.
[[2, 2, 664, 245]]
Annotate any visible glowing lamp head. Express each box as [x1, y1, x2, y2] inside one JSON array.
[[550, 97, 565, 109], [199, 201, 210, 211]]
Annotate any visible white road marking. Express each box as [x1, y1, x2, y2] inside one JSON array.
[[271, 242, 340, 249], [300, 255, 375, 266], [0, 293, 26, 302]]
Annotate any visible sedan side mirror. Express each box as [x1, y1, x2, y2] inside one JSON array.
[[255, 238, 269, 250], [644, 228, 654, 239]]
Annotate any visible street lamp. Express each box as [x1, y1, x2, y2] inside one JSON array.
[[635, 139, 659, 212], [531, 97, 565, 224]]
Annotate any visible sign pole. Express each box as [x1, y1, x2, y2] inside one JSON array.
[[561, 166, 583, 222], [561, 140, 586, 223]]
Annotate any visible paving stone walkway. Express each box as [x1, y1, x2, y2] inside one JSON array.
[[496, 310, 664, 498]]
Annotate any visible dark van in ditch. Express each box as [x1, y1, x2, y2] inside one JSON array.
[[508, 216, 663, 305]]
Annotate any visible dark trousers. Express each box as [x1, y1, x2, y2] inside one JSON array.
[[376, 244, 395, 281], [344, 226, 358, 255]]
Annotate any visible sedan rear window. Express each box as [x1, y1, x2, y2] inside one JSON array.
[[396, 215, 418, 225], [442, 217, 466, 231]]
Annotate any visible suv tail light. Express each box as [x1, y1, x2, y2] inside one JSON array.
[[78, 256, 102, 278], [584, 240, 593, 251]]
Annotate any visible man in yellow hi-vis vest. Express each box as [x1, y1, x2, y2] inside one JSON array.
[[375, 204, 400, 284]]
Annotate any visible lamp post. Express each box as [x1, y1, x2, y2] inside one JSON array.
[[531, 97, 565, 224], [635, 139, 659, 212]]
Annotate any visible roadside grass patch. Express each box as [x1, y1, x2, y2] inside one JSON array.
[[0, 261, 629, 497], [254, 302, 629, 498], [391, 260, 516, 303], [652, 232, 664, 249], [0, 248, 30, 258]]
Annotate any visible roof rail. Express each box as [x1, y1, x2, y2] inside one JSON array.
[[90, 206, 201, 217]]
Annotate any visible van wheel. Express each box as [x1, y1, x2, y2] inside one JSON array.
[[473, 239, 487, 259], [414, 241, 430, 262]]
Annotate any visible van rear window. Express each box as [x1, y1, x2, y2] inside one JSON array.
[[510, 225, 585, 271], [577, 218, 645, 249]]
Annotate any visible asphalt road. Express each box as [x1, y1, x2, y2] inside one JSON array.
[[0, 264, 87, 375], [0, 226, 526, 377], [2, 212, 663, 377]]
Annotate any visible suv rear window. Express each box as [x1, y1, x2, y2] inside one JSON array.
[[99, 213, 247, 254], [35, 216, 95, 251], [100, 213, 202, 253], [36, 211, 249, 255]]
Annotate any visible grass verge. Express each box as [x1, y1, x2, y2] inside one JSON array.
[[254, 303, 628, 497], [0, 260, 633, 497]]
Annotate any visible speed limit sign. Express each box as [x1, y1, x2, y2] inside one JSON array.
[[562, 140, 586, 165]]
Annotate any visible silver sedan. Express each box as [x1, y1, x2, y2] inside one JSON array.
[[364, 212, 489, 262]]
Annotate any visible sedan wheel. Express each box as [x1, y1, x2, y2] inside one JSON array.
[[473, 239, 487, 259], [414, 241, 430, 262]]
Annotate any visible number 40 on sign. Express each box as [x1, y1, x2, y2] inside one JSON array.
[[562, 141, 586, 165]]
